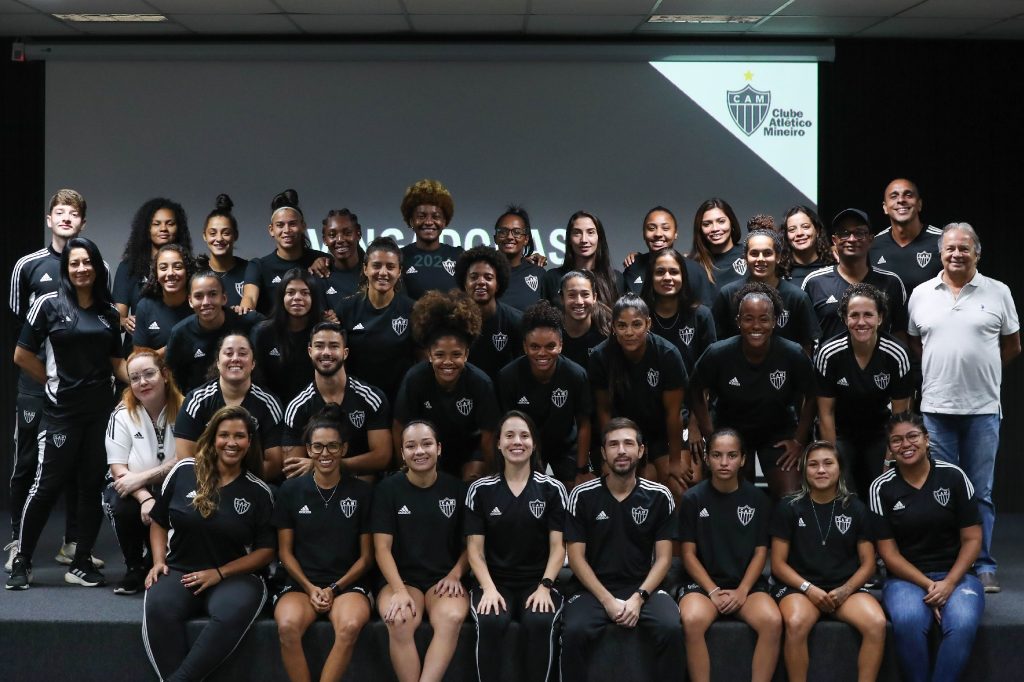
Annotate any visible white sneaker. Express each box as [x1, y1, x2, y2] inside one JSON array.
[[55, 541, 105, 569], [4, 541, 17, 573]]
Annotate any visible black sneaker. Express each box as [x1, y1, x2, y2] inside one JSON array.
[[65, 559, 106, 587], [5, 555, 32, 590], [113, 567, 146, 595]]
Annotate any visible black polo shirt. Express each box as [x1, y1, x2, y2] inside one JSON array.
[[334, 293, 416, 402], [176, 380, 283, 449], [869, 224, 943, 294], [164, 309, 263, 394], [770, 495, 872, 587], [282, 378, 390, 457]]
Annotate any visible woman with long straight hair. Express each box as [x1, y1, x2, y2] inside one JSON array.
[[688, 198, 745, 297], [542, 211, 623, 308]]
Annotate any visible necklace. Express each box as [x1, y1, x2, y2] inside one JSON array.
[[810, 497, 837, 546], [654, 311, 680, 330], [149, 412, 166, 462], [313, 475, 340, 508]]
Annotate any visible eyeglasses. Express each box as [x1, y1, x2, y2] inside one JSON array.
[[835, 230, 871, 241], [494, 228, 527, 239], [129, 368, 161, 384], [309, 441, 343, 454], [888, 431, 924, 447]]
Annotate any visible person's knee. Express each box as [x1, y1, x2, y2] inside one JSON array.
[[276, 615, 307, 646], [783, 609, 815, 640], [752, 605, 783, 636], [519, 607, 555, 635], [431, 603, 467, 632], [386, 617, 418, 641], [680, 608, 713, 636], [860, 609, 888, 641], [647, 615, 683, 647], [475, 608, 511, 634], [333, 617, 365, 644]]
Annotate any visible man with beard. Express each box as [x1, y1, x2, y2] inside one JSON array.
[[560, 418, 682, 682], [281, 322, 392, 478]]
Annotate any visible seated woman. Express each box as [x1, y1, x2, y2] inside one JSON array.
[[466, 411, 567, 682], [273, 405, 374, 682], [143, 405, 275, 682], [131, 244, 195, 354], [678, 428, 781, 682], [372, 420, 469, 682], [103, 348, 183, 595], [870, 412, 984, 682], [770, 441, 886, 682]]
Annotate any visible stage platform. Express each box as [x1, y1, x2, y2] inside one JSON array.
[[2, 510, 1023, 681]]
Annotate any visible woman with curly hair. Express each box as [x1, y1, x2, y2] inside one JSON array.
[[455, 245, 523, 382], [143, 405, 275, 682], [688, 198, 746, 297], [780, 206, 834, 287], [399, 179, 464, 300], [319, 208, 365, 310], [493, 205, 546, 311], [542, 211, 623, 308], [393, 290, 499, 481], [198, 193, 248, 309], [131, 244, 195, 354]]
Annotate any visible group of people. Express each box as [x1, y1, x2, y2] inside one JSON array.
[[1, 177, 1017, 682]]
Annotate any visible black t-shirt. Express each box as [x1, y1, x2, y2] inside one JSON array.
[[400, 242, 464, 300], [370, 472, 465, 587], [627, 253, 716, 307], [272, 473, 372, 586], [679, 480, 770, 589], [19, 293, 120, 418], [151, 459, 275, 573], [565, 477, 676, 589], [469, 302, 523, 383], [176, 380, 283, 449], [464, 472, 568, 584], [869, 224, 943, 294], [212, 258, 249, 308], [869, 458, 981, 574], [801, 265, 908, 339], [561, 324, 607, 371], [282, 378, 390, 457], [709, 243, 748, 296], [243, 250, 321, 316], [814, 332, 914, 438], [589, 333, 687, 457], [112, 260, 147, 311], [319, 262, 362, 312], [540, 265, 625, 306], [691, 336, 813, 446], [501, 261, 546, 311], [497, 356, 591, 469], [770, 495, 872, 587], [164, 309, 264, 394], [11, 246, 65, 396], [251, 322, 314, 407], [131, 297, 192, 350], [650, 304, 717, 376], [713, 278, 820, 348], [393, 362, 499, 475], [334, 293, 416, 402], [786, 259, 830, 290]]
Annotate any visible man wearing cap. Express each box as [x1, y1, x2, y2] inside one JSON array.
[[801, 208, 909, 342], [908, 222, 1020, 593], [870, 178, 943, 293]]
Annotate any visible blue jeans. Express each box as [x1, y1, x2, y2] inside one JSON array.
[[882, 573, 985, 682], [923, 412, 1000, 573]]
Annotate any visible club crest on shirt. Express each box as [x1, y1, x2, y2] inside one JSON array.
[[732, 258, 747, 276], [442, 259, 457, 277], [631, 506, 649, 525], [456, 398, 473, 417], [529, 499, 546, 519], [339, 498, 357, 519], [234, 497, 251, 515], [933, 487, 950, 507], [392, 316, 408, 336], [22, 411, 35, 423], [492, 332, 508, 351], [235, 282, 244, 297], [525, 275, 539, 292], [777, 309, 790, 328], [551, 388, 568, 408], [834, 514, 852, 535], [438, 497, 456, 518], [737, 505, 755, 526], [916, 251, 932, 268], [679, 326, 694, 346], [52, 433, 66, 448], [348, 410, 365, 429], [647, 369, 660, 388], [874, 372, 890, 390], [769, 370, 787, 390]]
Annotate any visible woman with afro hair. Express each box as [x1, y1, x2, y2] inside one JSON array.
[[399, 179, 464, 300], [455, 245, 523, 383]]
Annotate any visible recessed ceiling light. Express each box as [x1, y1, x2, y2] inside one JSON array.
[[648, 15, 761, 24], [53, 14, 168, 23]]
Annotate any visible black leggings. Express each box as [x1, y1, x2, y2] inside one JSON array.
[[143, 569, 266, 682], [470, 582, 563, 682], [836, 432, 888, 500], [101, 483, 153, 570]]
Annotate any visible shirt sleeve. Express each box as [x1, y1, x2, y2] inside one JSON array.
[[251, 487, 276, 551], [131, 301, 155, 349], [473, 373, 500, 431], [563, 491, 587, 543], [754, 488, 771, 547], [587, 347, 609, 390], [173, 395, 204, 443], [575, 369, 593, 417], [243, 258, 263, 289], [678, 492, 697, 543], [17, 297, 49, 353], [105, 407, 133, 466], [695, 306, 718, 357], [358, 483, 373, 535], [711, 288, 732, 340], [795, 290, 821, 344], [270, 482, 294, 529], [112, 261, 133, 306], [769, 499, 794, 540], [496, 365, 515, 413], [654, 493, 677, 542], [998, 283, 1020, 335], [149, 464, 178, 529], [392, 371, 415, 425], [259, 400, 284, 449], [886, 277, 909, 333], [952, 469, 983, 529], [662, 344, 688, 390], [813, 346, 836, 398], [852, 500, 872, 542], [462, 484, 487, 536], [369, 479, 396, 535], [366, 389, 391, 431], [793, 347, 815, 395], [547, 481, 568, 532]]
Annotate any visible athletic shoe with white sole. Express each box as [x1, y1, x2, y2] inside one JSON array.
[[5, 556, 32, 590], [113, 567, 147, 595], [65, 559, 106, 587], [55, 541, 105, 569], [4, 540, 17, 573]]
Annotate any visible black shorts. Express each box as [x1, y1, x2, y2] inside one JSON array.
[[273, 580, 372, 607], [677, 576, 770, 601], [771, 583, 869, 603]]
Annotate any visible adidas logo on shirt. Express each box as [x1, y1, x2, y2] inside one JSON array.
[[893, 501, 905, 511], [699, 508, 709, 518], [40, 273, 52, 282], [353, 323, 365, 330], [634, 275, 643, 284], [424, 401, 432, 410], [398, 505, 411, 515], [517, 396, 530, 406], [186, 490, 197, 499], [878, 256, 887, 264], [298, 505, 312, 515], [326, 286, 337, 295], [489, 507, 502, 516], [798, 518, 806, 527], [272, 276, 282, 283], [148, 321, 160, 330], [837, 377, 849, 386], [270, 348, 281, 357], [729, 377, 741, 387], [595, 511, 609, 521], [406, 266, 418, 274], [133, 432, 144, 439], [194, 349, 205, 359], [826, 295, 839, 304]]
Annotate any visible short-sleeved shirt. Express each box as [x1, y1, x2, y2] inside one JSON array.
[[319, 262, 362, 311], [501, 261, 546, 311], [212, 258, 249, 308], [802, 265, 908, 339], [112, 260, 147, 311], [814, 331, 914, 437], [869, 458, 981, 574], [393, 362, 499, 475], [272, 474, 372, 585], [869, 224, 943, 294], [770, 495, 872, 587], [713, 278, 819, 348], [131, 297, 192, 350], [400, 242, 464, 300], [650, 304, 717, 376], [243, 250, 321, 316], [540, 265, 625, 307], [465, 472, 568, 584], [164, 309, 264, 394], [151, 459, 275, 573], [561, 324, 607, 371], [690, 336, 813, 446], [908, 272, 1019, 415], [105, 402, 174, 470], [282, 378, 390, 457], [679, 480, 770, 589], [370, 472, 465, 588], [469, 302, 523, 382], [787, 259, 831, 290], [565, 477, 676, 589], [676, 255, 725, 308], [334, 293, 416, 402], [250, 322, 314, 407], [589, 333, 687, 457], [176, 380, 283, 449], [708, 243, 749, 296], [10, 246, 63, 396]]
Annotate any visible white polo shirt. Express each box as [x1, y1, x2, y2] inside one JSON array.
[[908, 272, 1019, 415]]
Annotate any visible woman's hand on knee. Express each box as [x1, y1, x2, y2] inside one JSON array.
[[146, 563, 169, 589], [476, 587, 506, 615]]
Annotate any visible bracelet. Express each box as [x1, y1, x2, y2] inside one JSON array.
[[139, 496, 155, 504], [215, 566, 225, 581], [708, 586, 722, 597]]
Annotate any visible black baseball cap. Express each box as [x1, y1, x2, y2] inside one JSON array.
[[830, 208, 871, 234]]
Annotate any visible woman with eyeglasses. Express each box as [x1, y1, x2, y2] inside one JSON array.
[[494, 206, 547, 312]]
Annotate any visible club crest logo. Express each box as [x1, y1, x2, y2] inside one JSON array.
[[737, 505, 756, 526], [524, 275, 539, 292], [631, 506, 649, 525], [339, 498, 357, 519], [777, 309, 790, 328], [874, 372, 890, 390], [732, 258, 748, 276], [456, 398, 473, 417], [392, 317, 408, 336], [442, 259, 456, 277], [23, 411, 35, 423], [770, 370, 787, 390], [916, 251, 932, 268], [52, 433, 66, 448], [529, 499, 546, 519], [438, 497, 456, 518], [234, 497, 251, 515], [835, 514, 852, 535], [551, 388, 568, 408], [679, 326, 694, 346], [348, 410, 365, 429], [647, 369, 660, 388], [727, 84, 771, 136], [933, 487, 950, 507], [235, 282, 244, 297], [492, 332, 508, 351]]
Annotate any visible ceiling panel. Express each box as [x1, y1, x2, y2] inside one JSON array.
[[527, 14, 646, 33], [274, 0, 403, 13], [901, 0, 1024, 19], [409, 13, 524, 32], [169, 13, 300, 34], [530, 0, 656, 15], [970, 18, 1024, 37], [148, 0, 279, 13], [69, 19, 192, 34], [655, 0, 787, 14], [0, 0, 37, 12], [0, 13, 84, 34], [779, 0, 920, 18], [752, 15, 882, 35], [289, 13, 409, 33], [637, 20, 753, 33], [19, 0, 155, 12], [404, 0, 526, 15], [857, 16, 996, 37]]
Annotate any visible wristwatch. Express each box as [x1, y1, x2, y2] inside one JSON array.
[[635, 588, 651, 603], [799, 581, 811, 593], [539, 577, 554, 589], [330, 582, 343, 596]]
